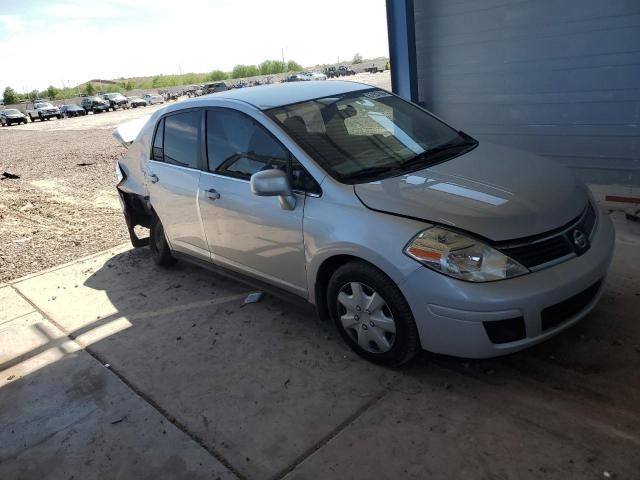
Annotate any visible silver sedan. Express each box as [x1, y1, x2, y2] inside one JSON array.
[[113, 81, 615, 366]]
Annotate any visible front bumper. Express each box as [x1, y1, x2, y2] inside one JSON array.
[[400, 208, 616, 358]]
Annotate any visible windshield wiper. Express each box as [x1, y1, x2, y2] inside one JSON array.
[[402, 138, 478, 169], [340, 165, 401, 183]]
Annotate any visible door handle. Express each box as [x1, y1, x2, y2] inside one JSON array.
[[149, 173, 159, 184], [206, 188, 221, 200]]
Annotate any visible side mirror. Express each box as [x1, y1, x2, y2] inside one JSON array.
[[250, 169, 296, 210]]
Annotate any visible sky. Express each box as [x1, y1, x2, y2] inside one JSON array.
[[0, 0, 389, 96]]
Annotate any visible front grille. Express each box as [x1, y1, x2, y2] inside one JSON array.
[[500, 235, 573, 268], [498, 203, 597, 269], [541, 280, 602, 331], [483, 317, 526, 344]]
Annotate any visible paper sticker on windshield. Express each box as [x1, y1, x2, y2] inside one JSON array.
[[363, 91, 392, 99]]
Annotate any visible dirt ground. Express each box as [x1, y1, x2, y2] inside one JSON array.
[[0, 128, 130, 282], [0, 73, 392, 283]]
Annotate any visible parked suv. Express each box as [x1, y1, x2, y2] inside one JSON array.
[[113, 81, 615, 366], [102, 92, 129, 110], [81, 96, 110, 114]]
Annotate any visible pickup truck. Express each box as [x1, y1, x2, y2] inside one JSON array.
[[26, 101, 62, 122]]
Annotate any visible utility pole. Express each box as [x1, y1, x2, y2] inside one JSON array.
[[282, 48, 285, 70]]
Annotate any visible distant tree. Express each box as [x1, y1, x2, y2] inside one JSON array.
[[28, 90, 39, 101], [86, 83, 95, 95], [286, 60, 302, 72], [3, 86, 19, 104], [352, 53, 363, 64], [46, 85, 59, 100], [125, 80, 135, 91], [259, 60, 286, 75], [207, 70, 228, 81], [152, 75, 164, 88], [231, 64, 259, 79]]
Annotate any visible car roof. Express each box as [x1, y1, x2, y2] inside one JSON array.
[[180, 81, 373, 110]]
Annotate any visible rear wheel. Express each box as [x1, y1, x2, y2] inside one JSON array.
[[150, 216, 177, 267], [327, 261, 420, 367]]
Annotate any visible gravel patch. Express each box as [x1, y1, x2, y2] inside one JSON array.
[[0, 128, 129, 282]]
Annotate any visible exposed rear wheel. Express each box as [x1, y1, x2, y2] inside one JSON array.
[[150, 216, 177, 267], [327, 261, 420, 367]]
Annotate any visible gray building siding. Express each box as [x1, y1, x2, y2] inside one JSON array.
[[412, 0, 640, 185]]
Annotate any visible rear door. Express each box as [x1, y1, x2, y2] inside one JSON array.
[[147, 109, 210, 260]]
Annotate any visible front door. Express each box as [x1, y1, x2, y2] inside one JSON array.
[[147, 109, 209, 260], [198, 108, 308, 296]]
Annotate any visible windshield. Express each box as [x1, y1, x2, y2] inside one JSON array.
[[4, 109, 20, 114], [35, 103, 53, 109], [267, 89, 477, 184]]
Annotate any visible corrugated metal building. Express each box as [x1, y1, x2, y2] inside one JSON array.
[[386, 0, 640, 189]]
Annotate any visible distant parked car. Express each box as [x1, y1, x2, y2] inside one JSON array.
[[325, 66, 355, 78], [285, 74, 305, 82], [127, 96, 147, 108], [26, 102, 61, 122], [0, 108, 28, 126], [203, 82, 228, 94], [102, 92, 129, 110], [337, 65, 356, 76], [60, 104, 87, 117], [143, 94, 165, 105], [80, 96, 110, 114], [299, 71, 327, 81]]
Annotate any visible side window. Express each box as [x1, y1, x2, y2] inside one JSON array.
[[162, 111, 200, 169], [291, 159, 321, 195], [206, 109, 288, 179], [152, 118, 164, 161]]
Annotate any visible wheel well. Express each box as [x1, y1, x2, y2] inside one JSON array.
[[119, 190, 153, 247], [314, 255, 370, 321]]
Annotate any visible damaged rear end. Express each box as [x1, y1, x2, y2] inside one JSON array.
[[113, 115, 155, 248]]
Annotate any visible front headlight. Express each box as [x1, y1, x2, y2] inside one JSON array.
[[404, 227, 528, 282]]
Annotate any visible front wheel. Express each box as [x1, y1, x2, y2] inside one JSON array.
[[327, 261, 420, 367], [150, 216, 177, 267]]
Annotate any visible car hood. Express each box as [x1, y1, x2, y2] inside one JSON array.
[[354, 142, 589, 242]]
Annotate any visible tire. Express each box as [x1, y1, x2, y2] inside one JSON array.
[[149, 215, 177, 267], [327, 261, 420, 367], [29, 114, 34, 122], [57, 115, 62, 119]]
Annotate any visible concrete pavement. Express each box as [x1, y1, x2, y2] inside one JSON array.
[[1, 212, 639, 479]]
